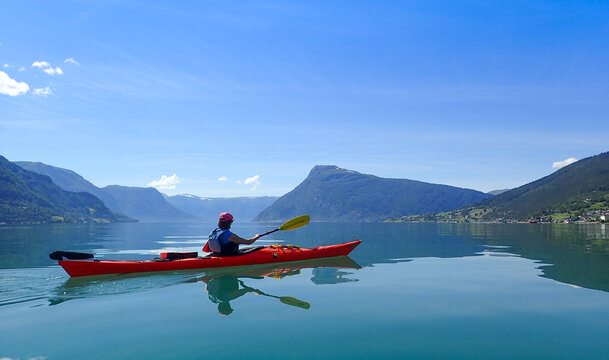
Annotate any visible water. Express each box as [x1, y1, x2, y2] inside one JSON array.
[[1, 222, 609, 359]]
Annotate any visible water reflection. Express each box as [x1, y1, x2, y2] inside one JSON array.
[[0, 223, 115, 269], [194, 256, 360, 315], [278, 222, 486, 266], [49, 256, 360, 309], [301, 222, 609, 293], [460, 223, 609, 292], [202, 276, 309, 315], [3, 221, 609, 306]]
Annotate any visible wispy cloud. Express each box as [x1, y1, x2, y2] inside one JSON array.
[[0, 70, 29, 96], [33, 86, 53, 97], [243, 174, 261, 190], [32, 61, 63, 75], [44, 67, 63, 75], [147, 174, 182, 190], [3, 64, 13, 68], [217, 176, 228, 181], [64, 57, 80, 65], [32, 61, 50, 68], [552, 157, 578, 169]]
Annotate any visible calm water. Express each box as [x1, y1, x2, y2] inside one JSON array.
[[1, 222, 609, 359]]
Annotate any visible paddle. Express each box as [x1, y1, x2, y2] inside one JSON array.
[[259, 214, 311, 237], [49, 251, 94, 261], [203, 215, 311, 252], [238, 280, 310, 310]]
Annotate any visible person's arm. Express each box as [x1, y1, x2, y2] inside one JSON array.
[[228, 233, 261, 245]]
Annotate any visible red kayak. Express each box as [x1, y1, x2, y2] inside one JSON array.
[[52, 240, 362, 277]]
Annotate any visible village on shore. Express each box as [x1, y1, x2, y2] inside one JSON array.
[[389, 208, 609, 224]]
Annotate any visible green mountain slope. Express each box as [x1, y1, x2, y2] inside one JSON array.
[[413, 151, 609, 222], [15, 161, 100, 195], [16, 161, 191, 222], [166, 194, 277, 221], [0, 156, 131, 224], [254, 165, 491, 222]]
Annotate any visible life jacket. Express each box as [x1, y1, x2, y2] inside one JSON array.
[[208, 228, 238, 255]]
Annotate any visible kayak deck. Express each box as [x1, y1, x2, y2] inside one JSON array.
[[57, 240, 362, 277]]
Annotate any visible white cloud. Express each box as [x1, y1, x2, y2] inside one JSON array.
[[147, 174, 182, 190], [43, 66, 63, 75], [64, 57, 80, 65], [32, 61, 50, 68], [33, 86, 53, 97], [244, 175, 260, 185], [18, 67, 25, 72], [0, 70, 29, 96], [3, 64, 12, 68], [243, 175, 261, 190], [32, 61, 63, 75], [552, 157, 578, 169], [217, 176, 228, 181]]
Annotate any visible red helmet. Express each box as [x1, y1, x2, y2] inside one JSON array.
[[219, 212, 233, 222]]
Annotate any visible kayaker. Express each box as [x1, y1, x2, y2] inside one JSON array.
[[206, 212, 261, 256]]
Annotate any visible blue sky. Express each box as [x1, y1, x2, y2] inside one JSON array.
[[1, 1, 608, 197]]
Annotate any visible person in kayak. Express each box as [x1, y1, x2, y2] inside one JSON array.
[[206, 212, 261, 256]]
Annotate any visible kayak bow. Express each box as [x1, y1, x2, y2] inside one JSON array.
[[53, 240, 362, 277]]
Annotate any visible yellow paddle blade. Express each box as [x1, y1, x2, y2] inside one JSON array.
[[279, 215, 310, 231]]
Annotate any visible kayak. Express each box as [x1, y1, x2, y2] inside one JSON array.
[[48, 255, 361, 306], [51, 240, 362, 277]]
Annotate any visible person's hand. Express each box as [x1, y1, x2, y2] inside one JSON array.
[[253, 234, 262, 241]]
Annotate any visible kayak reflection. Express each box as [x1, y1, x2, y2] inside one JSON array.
[[49, 256, 360, 307], [196, 256, 361, 316]]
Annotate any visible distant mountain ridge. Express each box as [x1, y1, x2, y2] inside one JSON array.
[[401, 151, 609, 222], [1, 156, 131, 224], [16, 161, 191, 222], [254, 165, 491, 222], [166, 194, 278, 221]]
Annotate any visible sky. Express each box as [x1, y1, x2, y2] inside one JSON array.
[[1, 1, 608, 197]]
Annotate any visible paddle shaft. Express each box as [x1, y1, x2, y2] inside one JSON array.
[[259, 228, 280, 237]]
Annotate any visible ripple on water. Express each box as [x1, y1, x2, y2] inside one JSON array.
[[0, 267, 66, 307]]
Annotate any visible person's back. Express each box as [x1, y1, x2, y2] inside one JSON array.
[[208, 227, 239, 255], [206, 212, 261, 256]]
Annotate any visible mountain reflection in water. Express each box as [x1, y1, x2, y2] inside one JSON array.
[[462, 223, 609, 292]]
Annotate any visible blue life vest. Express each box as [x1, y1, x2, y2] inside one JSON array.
[[208, 228, 237, 255]]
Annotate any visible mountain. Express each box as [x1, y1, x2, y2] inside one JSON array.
[[16, 161, 192, 222], [15, 161, 100, 195], [254, 165, 491, 222], [166, 194, 278, 221], [101, 186, 192, 222], [411, 151, 609, 222], [0, 156, 131, 224]]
